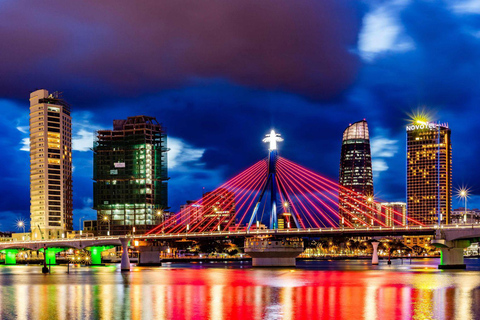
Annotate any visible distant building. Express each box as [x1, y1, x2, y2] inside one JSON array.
[[179, 200, 202, 226], [402, 235, 433, 249], [201, 188, 236, 230], [339, 120, 374, 227], [82, 220, 98, 235], [377, 202, 407, 227], [406, 121, 452, 225], [451, 208, 480, 224], [93, 116, 168, 235], [29, 89, 73, 239]]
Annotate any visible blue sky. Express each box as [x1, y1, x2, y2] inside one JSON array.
[[0, 0, 479, 231]]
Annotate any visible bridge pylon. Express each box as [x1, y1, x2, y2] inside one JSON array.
[[247, 130, 300, 231]]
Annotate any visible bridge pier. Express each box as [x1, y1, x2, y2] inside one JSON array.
[[86, 246, 114, 265], [40, 248, 67, 265], [120, 238, 131, 271], [371, 241, 379, 265], [432, 239, 469, 269], [1, 249, 20, 265], [244, 238, 303, 267]]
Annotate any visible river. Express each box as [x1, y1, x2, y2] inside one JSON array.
[[1, 258, 480, 319]]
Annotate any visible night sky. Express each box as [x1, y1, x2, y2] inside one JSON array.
[[0, 0, 479, 231]]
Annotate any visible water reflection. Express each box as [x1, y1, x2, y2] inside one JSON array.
[[0, 263, 479, 319]]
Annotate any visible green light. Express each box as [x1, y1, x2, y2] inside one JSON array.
[[40, 247, 67, 265], [1, 249, 20, 265], [86, 246, 114, 265]]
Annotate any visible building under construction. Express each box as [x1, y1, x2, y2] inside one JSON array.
[[93, 116, 168, 235]]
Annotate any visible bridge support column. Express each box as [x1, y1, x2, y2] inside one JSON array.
[[371, 241, 379, 265], [1, 249, 20, 265], [120, 238, 131, 271], [41, 248, 67, 265], [244, 238, 304, 267], [86, 246, 114, 265], [432, 239, 469, 269]]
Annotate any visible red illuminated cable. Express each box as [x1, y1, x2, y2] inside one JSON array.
[[277, 163, 355, 228], [276, 167, 324, 228], [173, 161, 267, 233], [147, 159, 266, 234], [278, 159, 389, 227], [199, 165, 266, 233], [279, 158, 403, 226], [211, 169, 267, 232], [280, 157, 424, 226], [275, 175, 306, 229], [182, 160, 267, 233], [234, 174, 269, 231], [223, 170, 268, 231], [278, 165, 340, 228], [278, 159, 385, 227], [278, 164, 343, 228], [156, 160, 266, 234]]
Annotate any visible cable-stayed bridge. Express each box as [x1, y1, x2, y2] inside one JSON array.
[[0, 130, 476, 269]]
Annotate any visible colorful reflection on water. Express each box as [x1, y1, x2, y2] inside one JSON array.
[[0, 260, 480, 319]]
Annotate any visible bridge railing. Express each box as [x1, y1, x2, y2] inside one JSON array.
[[2, 224, 480, 245]]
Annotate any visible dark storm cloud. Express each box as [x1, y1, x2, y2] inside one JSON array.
[[0, 0, 361, 103], [0, 0, 479, 230]]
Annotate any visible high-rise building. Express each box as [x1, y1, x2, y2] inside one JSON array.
[[406, 121, 452, 225], [377, 202, 407, 227], [93, 116, 168, 235], [29, 89, 73, 239], [339, 120, 374, 227]]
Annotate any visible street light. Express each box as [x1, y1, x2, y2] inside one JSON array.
[[17, 221, 25, 233], [457, 188, 469, 224], [103, 216, 111, 236]]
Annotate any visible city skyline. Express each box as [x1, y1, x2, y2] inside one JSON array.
[[0, 1, 479, 231]]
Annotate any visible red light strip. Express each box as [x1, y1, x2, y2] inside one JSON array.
[[278, 158, 391, 227], [278, 162, 356, 228], [275, 175, 306, 229], [279, 159, 386, 227], [174, 160, 267, 233], [210, 168, 267, 232], [147, 159, 266, 234], [280, 157, 425, 226], [234, 174, 269, 231], [276, 166, 325, 228], [278, 164, 341, 228]]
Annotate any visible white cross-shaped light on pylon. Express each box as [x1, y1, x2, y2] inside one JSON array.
[[263, 129, 283, 150]]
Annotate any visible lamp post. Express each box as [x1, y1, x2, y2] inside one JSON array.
[[457, 188, 469, 224], [79, 216, 85, 235], [17, 221, 26, 240], [103, 216, 110, 236]]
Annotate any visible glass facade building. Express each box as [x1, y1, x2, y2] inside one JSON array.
[[93, 116, 168, 235], [406, 122, 451, 225], [29, 89, 73, 239], [339, 120, 374, 227]]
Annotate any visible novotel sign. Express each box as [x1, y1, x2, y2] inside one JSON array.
[[406, 122, 448, 131]]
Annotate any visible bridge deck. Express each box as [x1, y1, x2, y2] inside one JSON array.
[[1, 224, 475, 249]]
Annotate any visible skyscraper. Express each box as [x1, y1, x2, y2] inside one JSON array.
[[93, 116, 168, 235], [406, 120, 452, 225], [339, 120, 374, 227], [29, 89, 73, 239]]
